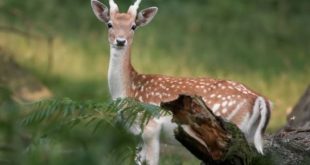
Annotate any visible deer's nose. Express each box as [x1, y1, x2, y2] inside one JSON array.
[[116, 38, 126, 46]]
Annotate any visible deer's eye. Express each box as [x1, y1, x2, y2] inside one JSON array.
[[107, 22, 113, 28], [131, 25, 137, 31]]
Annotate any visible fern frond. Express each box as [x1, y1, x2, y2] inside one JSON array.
[[19, 97, 170, 135]]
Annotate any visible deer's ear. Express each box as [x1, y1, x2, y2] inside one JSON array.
[[136, 7, 158, 27], [91, 0, 109, 23]]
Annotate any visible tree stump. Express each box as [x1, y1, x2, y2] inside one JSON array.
[[161, 95, 256, 165]]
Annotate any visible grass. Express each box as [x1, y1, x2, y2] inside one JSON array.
[[0, 0, 310, 164]]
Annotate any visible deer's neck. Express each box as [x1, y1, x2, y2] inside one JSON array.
[[108, 46, 137, 99]]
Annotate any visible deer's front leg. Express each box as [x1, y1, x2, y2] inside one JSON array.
[[136, 119, 161, 165]]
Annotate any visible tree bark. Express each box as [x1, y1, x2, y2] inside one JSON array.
[[286, 85, 310, 130], [263, 129, 310, 165]]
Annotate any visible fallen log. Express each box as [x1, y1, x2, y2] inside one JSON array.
[[161, 95, 256, 165]]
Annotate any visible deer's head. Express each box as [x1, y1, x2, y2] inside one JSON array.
[[91, 0, 158, 49]]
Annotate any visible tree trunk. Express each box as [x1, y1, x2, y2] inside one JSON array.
[[286, 85, 310, 130]]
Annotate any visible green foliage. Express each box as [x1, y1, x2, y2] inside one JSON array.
[[0, 86, 11, 102], [301, 156, 310, 165], [252, 153, 275, 165], [20, 97, 166, 132], [0, 97, 168, 165]]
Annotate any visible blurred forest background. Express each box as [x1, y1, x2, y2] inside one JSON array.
[[0, 0, 309, 164]]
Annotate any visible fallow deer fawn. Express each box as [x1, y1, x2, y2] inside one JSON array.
[[91, 0, 271, 164]]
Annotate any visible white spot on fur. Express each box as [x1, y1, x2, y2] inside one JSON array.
[[228, 100, 236, 106], [139, 96, 143, 102], [228, 81, 236, 85], [227, 100, 246, 121], [212, 103, 221, 112], [141, 86, 144, 92], [222, 101, 228, 107]]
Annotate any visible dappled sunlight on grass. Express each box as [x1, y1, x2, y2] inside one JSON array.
[[0, 33, 109, 80]]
